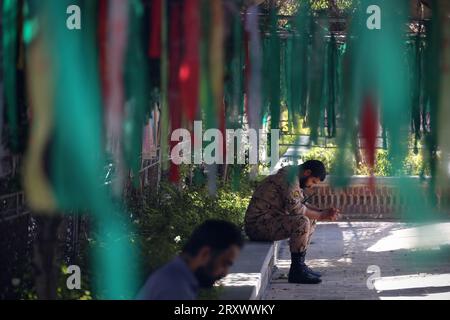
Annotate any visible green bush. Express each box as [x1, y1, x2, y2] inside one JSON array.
[[132, 180, 251, 275], [301, 147, 338, 173], [302, 146, 428, 177], [355, 149, 392, 176]]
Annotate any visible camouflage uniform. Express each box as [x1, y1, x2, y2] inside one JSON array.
[[244, 166, 316, 253]]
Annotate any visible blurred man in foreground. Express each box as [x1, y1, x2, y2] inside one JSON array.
[[137, 219, 243, 300]]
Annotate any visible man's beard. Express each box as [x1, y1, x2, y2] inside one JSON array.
[[194, 266, 221, 288], [299, 176, 309, 189]]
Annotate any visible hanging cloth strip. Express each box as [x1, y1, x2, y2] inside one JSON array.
[[283, 36, 293, 128], [206, 0, 225, 195], [335, 43, 345, 123], [228, 3, 244, 129], [44, 0, 137, 298], [244, 5, 261, 181], [375, 2, 410, 175], [261, 37, 270, 119], [179, 0, 200, 122], [411, 34, 422, 154], [331, 6, 360, 188], [23, 13, 57, 212], [290, 1, 308, 121], [101, 0, 129, 194], [268, 5, 280, 132], [123, 0, 149, 185], [245, 5, 261, 136], [0, 0, 3, 159], [297, 2, 311, 118], [319, 38, 329, 138], [2, 0, 19, 151], [210, 0, 224, 149], [223, 4, 244, 188], [198, 0, 218, 194], [306, 12, 326, 144], [437, 0, 450, 186], [98, 0, 107, 108], [360, 95, 378, 190], [160, 0, 169, 170], [423, 0, 440, 193], [148, 0, 162, 58], [168, 0, 182, 183], [326, 35, 337, 138]]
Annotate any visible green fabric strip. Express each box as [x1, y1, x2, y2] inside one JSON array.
[[45, 0, 137, 298], [123, 0, 149, 185]]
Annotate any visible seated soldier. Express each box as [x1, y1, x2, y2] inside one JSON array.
[[244, 160, 340, 284]]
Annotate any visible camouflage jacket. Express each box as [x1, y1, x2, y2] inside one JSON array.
[[245, 166, 307, 225]]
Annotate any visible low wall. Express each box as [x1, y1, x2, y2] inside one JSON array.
[[309, 176, 446, 220]]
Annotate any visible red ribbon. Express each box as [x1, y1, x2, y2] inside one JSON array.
[[98, 0, 109, 104], [169, 1, 183, 183], [179, 0, 200, 122], [149, 0, 162, 58], [361, 95, 378, 189]]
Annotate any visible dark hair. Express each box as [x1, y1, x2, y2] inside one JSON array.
[[300, 160, 327, 181], [182, 220, 244, 256]]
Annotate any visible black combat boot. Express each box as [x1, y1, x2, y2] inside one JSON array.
[[288, 252, 322, 284], [303, 251, 322, 277]]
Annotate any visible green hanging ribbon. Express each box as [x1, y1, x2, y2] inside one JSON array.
[[200, 0, 214, 130], [307, 11, 326, 144], [411, 35, 422, 154], [261, 37, 271, 118], [319, 37, 329, 138], [160, 0, 169, 171], [229, 6, 244, 190], [332, 5, 361, 187], [375, 1, 409, 175], [268, 4, 280, 132], [45, 0, 137, 298], [283, 37, 293, 128], [436, 0, 450, 193], [326, 35, 337, 138], [335, 42, 345, 121], [292, 1, 310, 119], [123, 0, 149, 185], [423, 0, 440, 193], [199, 0, 219, 195]]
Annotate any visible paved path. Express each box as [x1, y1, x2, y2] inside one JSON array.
[[264, 221, 450, 300]]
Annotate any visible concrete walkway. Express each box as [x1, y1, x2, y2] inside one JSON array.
[[264, 221, 450, 300]]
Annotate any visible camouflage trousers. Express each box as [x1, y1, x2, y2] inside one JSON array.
[[245, 213, 316, 253]]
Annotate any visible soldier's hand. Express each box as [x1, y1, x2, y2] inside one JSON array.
[[322, 208, 340, 221]]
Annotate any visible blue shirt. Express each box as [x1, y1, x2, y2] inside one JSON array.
[[136, 256, 199, 300]]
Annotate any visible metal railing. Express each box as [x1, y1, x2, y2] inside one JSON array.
[[0, 192, 29, 222]]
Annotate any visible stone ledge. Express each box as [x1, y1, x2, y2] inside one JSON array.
[[218, 241, 278, 300], [307, 176, 444, 219]]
